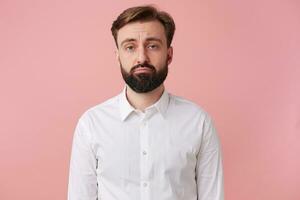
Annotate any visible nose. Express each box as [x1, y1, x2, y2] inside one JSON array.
[[136, 46, 149, 64]]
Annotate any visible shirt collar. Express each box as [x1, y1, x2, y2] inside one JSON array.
[[119, 85, 170, 121]]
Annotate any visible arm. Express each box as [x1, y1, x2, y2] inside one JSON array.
[[196, 114, 224, 200], [68, 116, 98, 200]]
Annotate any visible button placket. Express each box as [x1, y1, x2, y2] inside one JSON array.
[[140, 118, 150, 200]]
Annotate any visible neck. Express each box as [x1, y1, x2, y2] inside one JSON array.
[[125, 84, 165, 112]]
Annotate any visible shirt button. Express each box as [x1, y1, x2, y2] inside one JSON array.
[[142, 150, 147, 155], [143, 182, 148, 187]]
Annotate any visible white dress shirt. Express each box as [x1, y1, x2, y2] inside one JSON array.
[[68, 85, 224, 200]]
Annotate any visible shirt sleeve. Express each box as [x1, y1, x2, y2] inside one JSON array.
[[196, 114, 224, 200], [68, 115, 98, 200]]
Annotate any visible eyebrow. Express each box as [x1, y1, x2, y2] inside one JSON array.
[[120, 37, 163, 46]]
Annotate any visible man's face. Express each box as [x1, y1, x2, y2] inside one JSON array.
[[116, 20, 173, 93]]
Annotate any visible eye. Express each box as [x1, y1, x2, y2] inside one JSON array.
[[147, 44, 159, 50], [124, 45, 135, 52]]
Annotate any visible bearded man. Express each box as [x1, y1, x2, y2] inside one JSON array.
[[68, 5, 224, 200]]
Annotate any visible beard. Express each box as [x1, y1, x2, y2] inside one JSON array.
[[120, 61, 168, 93]]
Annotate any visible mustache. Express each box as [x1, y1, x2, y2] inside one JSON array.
[[131, 63, 155, 72]]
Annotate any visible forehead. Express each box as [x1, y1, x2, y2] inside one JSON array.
[[117, 20, 166, 45]]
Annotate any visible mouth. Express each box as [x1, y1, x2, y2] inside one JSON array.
[[133, 67, 153, 74]]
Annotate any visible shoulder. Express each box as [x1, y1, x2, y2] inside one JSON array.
[[77, 93, 121, 123], [168, 93, 210, 117], [167, 93, 216, 129]]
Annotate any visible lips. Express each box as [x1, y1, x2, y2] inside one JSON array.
[[133, 67, 153, 74]]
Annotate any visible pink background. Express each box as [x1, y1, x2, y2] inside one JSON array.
[[1, 0, 299, 199]]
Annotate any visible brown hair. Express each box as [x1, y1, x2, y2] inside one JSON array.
[[111, 5, 176, 48]]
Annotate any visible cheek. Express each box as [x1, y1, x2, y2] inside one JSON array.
[[150, 53, 168, 66], [119, 52, 135, 63], [119, 55, 134, 70]]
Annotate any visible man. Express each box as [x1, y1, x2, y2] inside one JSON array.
[[68, 5, 224, 200]]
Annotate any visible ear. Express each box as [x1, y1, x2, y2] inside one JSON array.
[[167, 46, 173, 65], [115, 48, 120, 65]]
